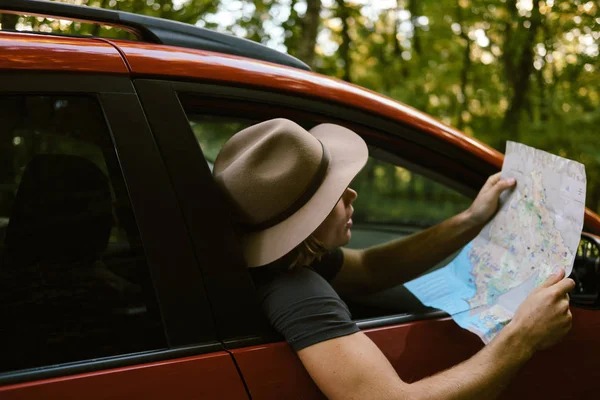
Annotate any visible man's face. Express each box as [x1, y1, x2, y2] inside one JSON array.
[[312, 187, 357, 249]]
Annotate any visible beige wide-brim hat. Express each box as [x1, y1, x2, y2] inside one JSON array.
[[213, 118, 368, 267]]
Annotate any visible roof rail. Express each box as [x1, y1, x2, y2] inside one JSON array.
[[0, 0, 311, 71]]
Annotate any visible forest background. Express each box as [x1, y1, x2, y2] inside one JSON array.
[[2, 0, 598, 220]]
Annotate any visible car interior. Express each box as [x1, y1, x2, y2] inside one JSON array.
[[0, 96, 165, 373]]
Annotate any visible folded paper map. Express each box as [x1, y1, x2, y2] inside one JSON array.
[[406, 141, 586, 343]]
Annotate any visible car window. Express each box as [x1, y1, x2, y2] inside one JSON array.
[[349, 157, 473, 248], [184, 110, 471, 262], [181, 106, 470, 322], [186, 114, 316, 170], [0, 95, 166, 373], [188, 115, 254, 170], [187, 113, 471, 238], [345, 156, 473, 320]]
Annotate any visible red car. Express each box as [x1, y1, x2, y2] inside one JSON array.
[[0, 1, 599, 399]]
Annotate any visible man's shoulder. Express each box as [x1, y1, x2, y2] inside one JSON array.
[[249, 250, 358, 352], [309, 247, 344, 281], [250, 248, 344, 285]]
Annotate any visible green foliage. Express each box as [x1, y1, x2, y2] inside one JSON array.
[[3, 0, 599, 217], [351, 158, 472, 227], [188, 115, 253, 163]]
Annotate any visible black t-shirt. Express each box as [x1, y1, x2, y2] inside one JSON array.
[[250, 248, 359, 352]]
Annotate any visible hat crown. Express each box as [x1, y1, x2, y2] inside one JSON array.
[[214, 119, 325, 226]]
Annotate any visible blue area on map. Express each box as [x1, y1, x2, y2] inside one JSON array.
[[454, 309, 509, 343], [452, 311, 472, 327], [405, 243, 477, 316], [452, 311, 478, 334], [450, 243, 477, 292]]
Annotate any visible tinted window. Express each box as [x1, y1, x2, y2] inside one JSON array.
[[181, 106, 469, 320], [184, 111, 315, 170], [346, 157, 472, 319], [188, 115, 254, 170], [0, 95, 166, 373], [349, 157, 472, 248], [184, 111, 471, 247]]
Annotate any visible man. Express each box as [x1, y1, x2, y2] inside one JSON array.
[[214, 119, 574, 399]]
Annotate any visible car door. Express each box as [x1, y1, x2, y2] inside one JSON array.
[[0, 72, 248, 399], [135, 78, 600, 400]]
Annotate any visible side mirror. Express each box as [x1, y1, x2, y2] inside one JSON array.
[[570, 233, 600, 309]]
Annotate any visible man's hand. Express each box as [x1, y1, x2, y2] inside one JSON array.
[[466, 172, 516, 226], [509, 269, 575, 353]]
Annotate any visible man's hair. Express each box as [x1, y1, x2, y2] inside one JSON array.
[[288, 234, 329, 269]]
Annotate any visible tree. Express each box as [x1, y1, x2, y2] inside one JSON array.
[[501, 0, 542, 139], [334, 0, 352, 82], [296, 0, 321, 67]]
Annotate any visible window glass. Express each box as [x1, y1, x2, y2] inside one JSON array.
[[186, 113, 316, 171], [185, 112, 471, 243], [182, 108, 471, 320], [347, 157, 472, 319], [0, 95, 166, 373], [188, 115, 255, 171], [349, 157, 472, 247]]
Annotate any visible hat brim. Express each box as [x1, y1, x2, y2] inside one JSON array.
[[241, 123, 368, 267]]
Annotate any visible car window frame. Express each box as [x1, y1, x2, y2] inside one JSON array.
[[0, 72, 220, 385], [133, 78, 499, 348]]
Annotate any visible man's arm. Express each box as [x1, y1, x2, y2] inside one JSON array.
[[299, 271, 574, 400], [333, 210, 479, 296], [332, 173, 515, 296]]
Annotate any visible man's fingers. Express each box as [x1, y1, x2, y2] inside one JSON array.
[[540, 269, 566, 289], [484, 172, 502, 189], [553, 277, 576, 296], [490, 177, 516, 199], [488, 172, 502, 182]]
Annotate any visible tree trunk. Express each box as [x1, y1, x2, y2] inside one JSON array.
[[501, 0, 518, 83], [536, 23, 550, 122], [408, 0, 421, 57], [456, 4, 471, 131], [335, 0, 351, 82], [296, 0, 321, 68], [393, 0, 409, 80], [502, 1, 541, 139]]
